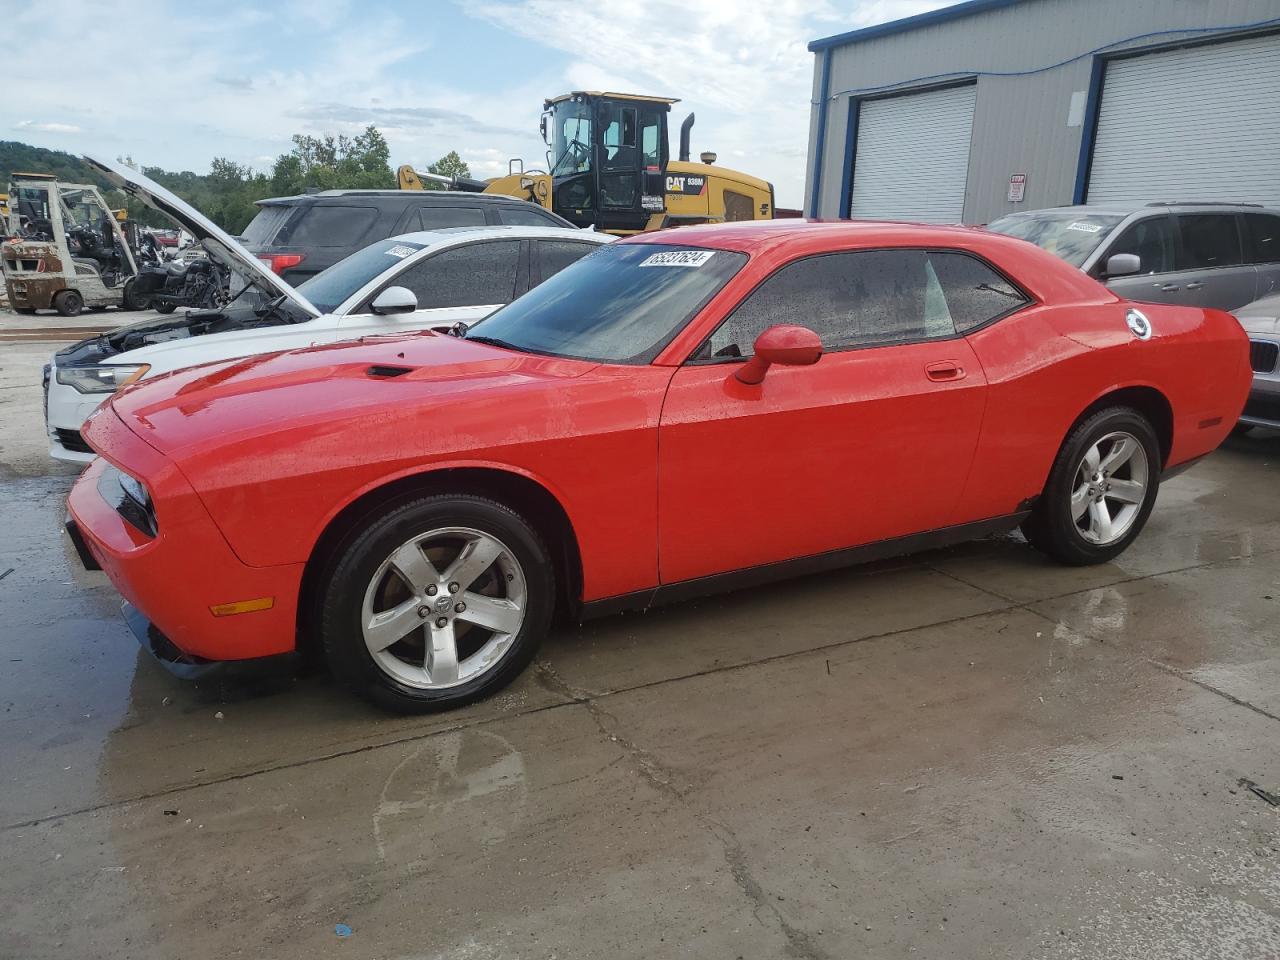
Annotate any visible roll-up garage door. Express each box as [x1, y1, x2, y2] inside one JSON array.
[[849, 83, 976, 223], [1088, 33, 1280, 206]]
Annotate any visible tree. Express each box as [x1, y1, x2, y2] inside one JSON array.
[[270, 125, 394, 195], [425, 150, 471, 188]]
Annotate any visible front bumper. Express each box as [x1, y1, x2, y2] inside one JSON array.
[[65, 411, 305, 663], [1240, 357, 1280, 429], [45, 360, 107, 464]]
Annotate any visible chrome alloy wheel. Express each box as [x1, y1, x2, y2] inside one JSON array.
[[361, 526, 527, 690], [1070, 431, 1149, 545]]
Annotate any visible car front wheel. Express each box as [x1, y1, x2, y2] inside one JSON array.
[[318, 494, 554, 713], [1022, 406, 1161, 566]]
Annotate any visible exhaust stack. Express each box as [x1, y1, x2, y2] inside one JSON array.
[[678, 113, 695, 163]]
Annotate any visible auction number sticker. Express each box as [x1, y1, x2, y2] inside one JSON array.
[[1066, 222, 1103, 234], [638, 250, 716, 268], [385, 244, 420, 258]]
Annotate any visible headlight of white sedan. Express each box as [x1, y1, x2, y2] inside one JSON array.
[[55, 364, 150, 394]]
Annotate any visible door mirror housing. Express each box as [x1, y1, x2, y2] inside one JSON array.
[[735, 324, 823, 385], [1104, 253, 1142, 278], [370, 285, 417, 316]]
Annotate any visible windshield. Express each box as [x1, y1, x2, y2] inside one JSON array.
[[466, 243, 747, 363], [549, 99, 593, 177], [297, 238, 427, 313], [986, 211, 1125, 267]]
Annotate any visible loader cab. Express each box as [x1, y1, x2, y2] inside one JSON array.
[[543, 92, 672, 233]]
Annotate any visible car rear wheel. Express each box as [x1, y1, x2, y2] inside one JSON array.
[[53, 289, 84, 317], [318, 495, 554, 713], [1022, 407, 1160, 566]]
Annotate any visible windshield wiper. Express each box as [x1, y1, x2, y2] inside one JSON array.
[[465, 334, 524, 352]]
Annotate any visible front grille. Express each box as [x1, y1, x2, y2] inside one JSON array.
[[53, 427, 93, 454], [1242, 393, 1280, 425], [1250, 340, 1279, 374]]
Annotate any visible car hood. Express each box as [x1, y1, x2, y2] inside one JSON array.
[[83, 155, 320, 319], [1233, 293, 1280, 335], [108, 332, 599, 457]]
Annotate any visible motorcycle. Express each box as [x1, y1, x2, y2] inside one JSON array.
[[133, 249, 230, 314]]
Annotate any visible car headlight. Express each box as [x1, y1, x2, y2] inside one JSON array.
[[55, 364, 150, 394], [117, 471, 151, 510]]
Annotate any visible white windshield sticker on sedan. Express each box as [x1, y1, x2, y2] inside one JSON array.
[[1067, 222, 1103, 234], [638, 250, 717, 268], [385, 245, 419, 258]]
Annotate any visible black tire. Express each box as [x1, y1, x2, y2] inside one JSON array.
[[1230, 423, 1254, 439], [153, 301, 177, 314], [122, 279, 149, 311], [53, 289, 83, 317], [1022, 406, 1161, 566], [318, 494, 555, 713]]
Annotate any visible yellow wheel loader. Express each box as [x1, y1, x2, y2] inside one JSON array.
[[398, 92, 774, 235]]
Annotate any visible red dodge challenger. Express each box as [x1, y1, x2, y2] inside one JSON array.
[[66, 221, 1251, 712]]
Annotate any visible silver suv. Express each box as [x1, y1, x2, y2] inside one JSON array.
[[987, 202, 1280, 312]]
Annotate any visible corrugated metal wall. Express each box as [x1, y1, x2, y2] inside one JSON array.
[[806, 0, 1280, 223]]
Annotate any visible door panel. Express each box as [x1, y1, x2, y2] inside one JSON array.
[[657, 340, 987, 585]]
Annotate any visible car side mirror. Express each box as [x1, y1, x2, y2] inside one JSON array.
[[1104, 253, 1141, 278], [370, 285, 417, 316], [735, 324, 823, 385]]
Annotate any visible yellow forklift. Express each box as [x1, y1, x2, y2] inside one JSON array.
[[398, 92, 774, 235]]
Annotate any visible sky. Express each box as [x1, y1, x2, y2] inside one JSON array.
[[6, 0, 959, 209]]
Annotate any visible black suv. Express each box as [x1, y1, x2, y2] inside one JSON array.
[[241, 190, 574, 285]]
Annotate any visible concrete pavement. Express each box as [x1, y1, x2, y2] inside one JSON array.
[[1, 332, 1277, 959]]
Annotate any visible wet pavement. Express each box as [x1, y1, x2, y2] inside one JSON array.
[[2, 336, 1278, 959]]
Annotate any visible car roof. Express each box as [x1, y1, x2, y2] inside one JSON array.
[[619, 218, 994, 255], [996, 201, 1280, 218], [387, 225, 612, 247], [256, 190, 547, 207]]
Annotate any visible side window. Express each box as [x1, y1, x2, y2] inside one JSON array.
[[284, 206, 379, 247], [1103, 217, 1176, 275], [497, 206, 557, 227], [639, 108, 663, 170], [701, 250, 954, 360], [1176, 214, 1242, 270], [1243, 213, 1280, 265], [389, 241, 521, 309], [928, 253, 1028, 332], [723, 190, 754, 222], [537, 240, 600, 281], [416, 206, 486, 230]]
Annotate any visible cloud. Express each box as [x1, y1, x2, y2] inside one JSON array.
[[14, 120, 82, 134], [295, 103, 525, 139], [468, 0, 960, 206]]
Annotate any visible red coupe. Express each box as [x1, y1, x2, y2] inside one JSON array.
[[66, 221, 1251, 712]]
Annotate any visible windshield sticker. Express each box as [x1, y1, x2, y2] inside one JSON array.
[[1066, 222, 1103, 234], [638, 250, 716, 268], [385, 244, 419, 258]]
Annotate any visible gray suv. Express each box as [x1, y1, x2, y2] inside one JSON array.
[[987, 202, 1280, 312]]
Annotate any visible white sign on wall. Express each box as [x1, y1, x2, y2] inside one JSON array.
[[1007, 173, 1027, 203]]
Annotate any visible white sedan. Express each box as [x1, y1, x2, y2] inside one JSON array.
[[45, 158, 612, 462]]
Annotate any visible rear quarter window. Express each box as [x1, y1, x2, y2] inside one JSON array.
[[241, 205, 294, 245], [283, 205, 380, 247]]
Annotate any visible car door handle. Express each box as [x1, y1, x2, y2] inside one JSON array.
[[1184, 281, 1204, 290], [1157, 283, 1180, 292], [925, 360, 966, 382]]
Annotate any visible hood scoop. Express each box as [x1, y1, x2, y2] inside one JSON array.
[[366, 364, 415, 379]]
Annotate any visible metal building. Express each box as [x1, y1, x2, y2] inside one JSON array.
[[805, 0, 1280, 223]]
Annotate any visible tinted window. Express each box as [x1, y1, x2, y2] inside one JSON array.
[[468, 243, 747, 363], [1176, 214, 1242, 269], [1103, 216, 1176, 274], [285, 205, 379, 247], [297, 238, 428, 313], [703, 250, 961, 359], [538, 240, 601, 280], [392, 241, 520, 309], [1243, 213, 1280, 265], [417, 206, 486, 229], [497, 206, 557, 227], [929, 253, 1027, 332]]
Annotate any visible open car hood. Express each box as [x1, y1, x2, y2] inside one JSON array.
[[83, 155, 320, 319]]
